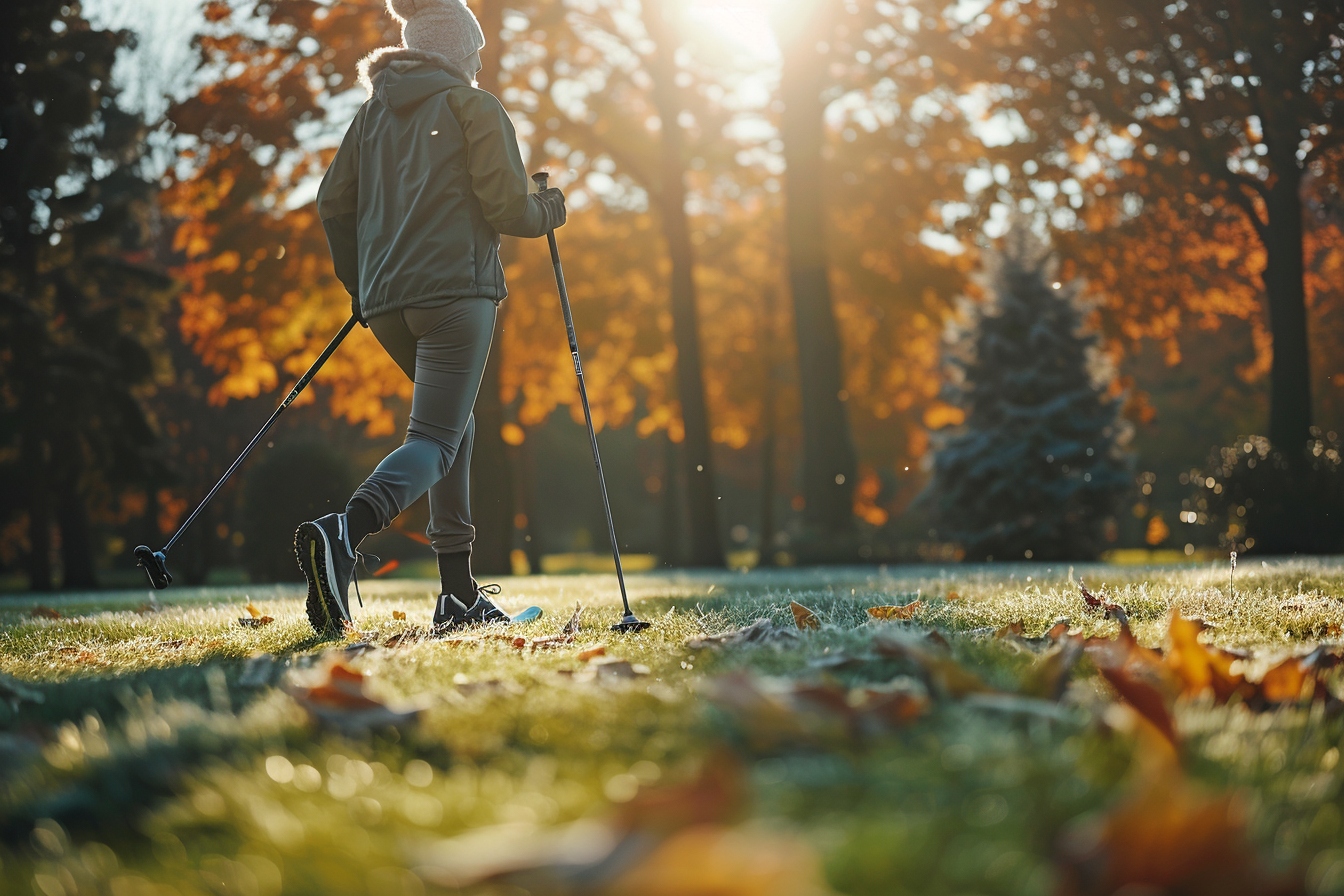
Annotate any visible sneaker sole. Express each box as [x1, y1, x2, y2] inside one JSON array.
[[294, 522, 350, 635]]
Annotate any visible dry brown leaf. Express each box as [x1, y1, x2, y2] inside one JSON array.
[[1056, 770, 1301, 896], [603, 824, 837, 896], [238, 615, 273, 628], [867, 601, 922, 620], [1019, 637, 1084, 701], [705, 672, 928, 748], [30, 606, 61, 620], [561, 603, 584, 635], [244, 602, 263, 618], [384, 629, 426, 648], [392, 610, 407, 621], [289, 660, 421, 731], [790, 601, 820, 630], [1165, 609, 1249, 703], [995, 620, 1026, 639], [945, 591, 961, 602], [1256, 646, 1342, 704], [873, 635, 994, 699], [578, 645, 607, 662]]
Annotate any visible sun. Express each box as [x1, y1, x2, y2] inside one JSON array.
[[683, 0, 779, 60]]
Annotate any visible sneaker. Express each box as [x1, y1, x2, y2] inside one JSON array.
[[295, 513, 356, 634], [433, 582, 509, 632]]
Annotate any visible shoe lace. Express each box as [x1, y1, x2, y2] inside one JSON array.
[[478, 582, 502, 597], [350, 551, 381, 609]]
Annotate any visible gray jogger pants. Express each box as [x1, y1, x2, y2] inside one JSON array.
[[349, 298, 496, 554]]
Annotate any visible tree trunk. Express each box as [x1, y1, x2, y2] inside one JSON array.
[[773, 1, 858, 552], [466, 0, 516, 575], [25, 471, 53, 592], [660, 432, 684, 567], [757, 288, 779, 568], [644, 0, 724, 568], [1262, 168, 1314, 455], [56, 483, 98, 590]]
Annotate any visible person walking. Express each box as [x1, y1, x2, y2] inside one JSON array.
[[297, 0, 565, 635]]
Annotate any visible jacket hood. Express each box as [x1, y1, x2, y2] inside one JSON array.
[[357, 46, 473, 103]]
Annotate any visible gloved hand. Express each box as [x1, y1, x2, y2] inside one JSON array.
[[535, 187, 566, 230]]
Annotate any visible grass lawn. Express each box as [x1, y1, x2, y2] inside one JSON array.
[[3, 558, 1344, 895]]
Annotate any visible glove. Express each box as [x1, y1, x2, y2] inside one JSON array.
[[535, 187, 566, 230]]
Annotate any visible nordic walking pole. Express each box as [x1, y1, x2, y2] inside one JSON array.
[[533, 172, 649, 633], [134, 314, 360, 589]]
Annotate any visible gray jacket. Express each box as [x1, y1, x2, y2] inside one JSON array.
[[317, 50, 559, 318]]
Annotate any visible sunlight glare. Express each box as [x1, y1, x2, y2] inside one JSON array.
[[684, 0, 779, 60]]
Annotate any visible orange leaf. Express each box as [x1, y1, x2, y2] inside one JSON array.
[[790, 601, 820, 630], [244, 602, 262, 618], [578, 645, 607, 662], [867, 601, 923, 620], [995, 620, 1026, 639], [1165, 609, 1248, 702], [393, 610, 407, 621]]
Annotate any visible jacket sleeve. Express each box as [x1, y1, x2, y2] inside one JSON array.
[[316, 107, 365, 298], [447, 88, 558, 238]]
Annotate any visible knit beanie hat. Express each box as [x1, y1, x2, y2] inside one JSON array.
[[385, 0, 485, 65]]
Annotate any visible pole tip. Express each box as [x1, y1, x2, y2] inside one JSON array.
[[611, 613, 651, 633], [134, 545, 172, 590]]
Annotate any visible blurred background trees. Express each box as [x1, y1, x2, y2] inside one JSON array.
[[0, 0, 172, 591], [2, 0, 1341, 589]]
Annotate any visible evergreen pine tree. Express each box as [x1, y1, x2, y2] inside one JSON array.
[[927, 233, 1130, 561], [0, 1, 170, 589]]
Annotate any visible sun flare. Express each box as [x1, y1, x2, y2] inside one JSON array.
[[684, 0, 779, 59]]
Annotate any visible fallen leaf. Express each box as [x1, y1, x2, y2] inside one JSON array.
[[605, 823, 837, 896], [528, 634, 576, 650], [1256, 646, 1342, 704], [384, 629, 426, 648], [1165, 609, 1249, 703], [1080, 578, 1104, 610], [238, 616, 273, 628], [561, 603, 584, 636], [288, 660, 422, 732], [1019, 637, 1084, 701], [578, 645, 607, 662], [705, 672, 928, 747], [867, 601, 923, 620], [393, 610, 407, 621], [946, 591, 961, 602], [30, 606, 61, 620], [1056, 770, 1301, 895], [873, 634, 994, 699], [244, 602, 263, 618], [790, 601, 820, 630], [995, 620, 1026, 639], [688, 619, 798, 650], [1046, 618, 1072, 640], [925, 630, 952, 650]]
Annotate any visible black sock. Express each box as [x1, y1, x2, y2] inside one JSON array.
[[344, 498, 379, 552], [437, 550, 473, 602]]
